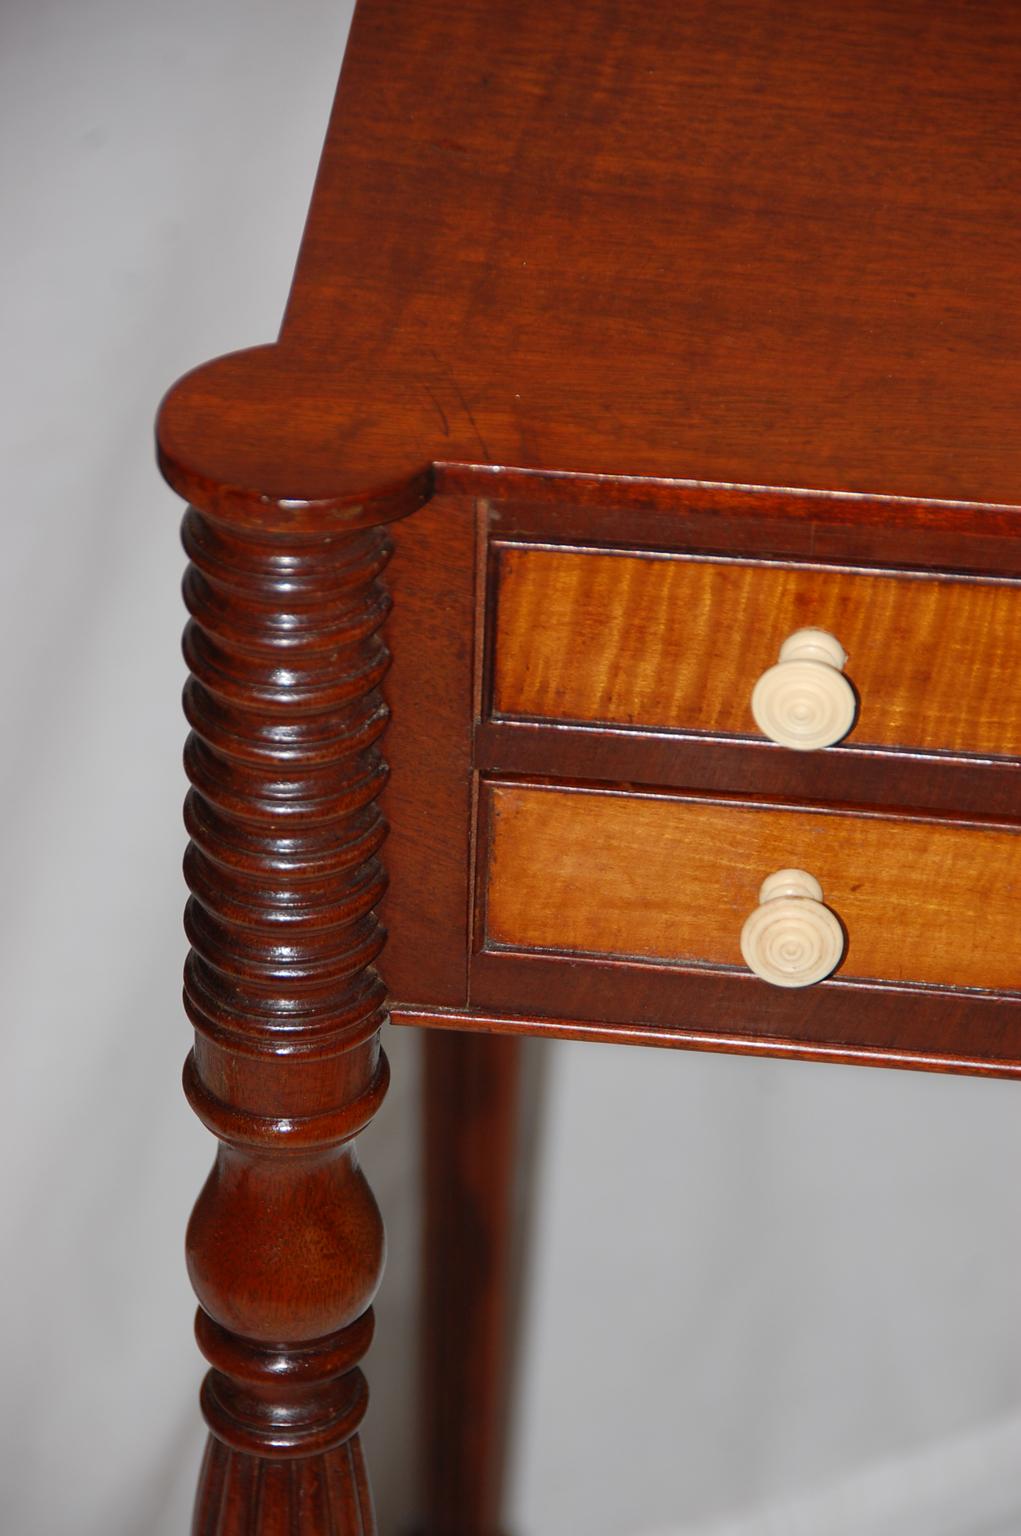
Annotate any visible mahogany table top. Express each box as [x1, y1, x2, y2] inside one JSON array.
[[158, 0, 1021, 528]]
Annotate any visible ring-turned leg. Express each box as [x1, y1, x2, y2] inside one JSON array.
[[181, 507, 394, 1533], [419, 1031, 539, 1536]]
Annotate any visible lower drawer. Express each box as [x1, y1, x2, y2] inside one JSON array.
[[479, 782, 1021, 994]]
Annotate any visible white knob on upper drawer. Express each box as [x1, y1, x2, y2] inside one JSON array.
[[751, 628, 855, 750], [739, 868, 844, 988]]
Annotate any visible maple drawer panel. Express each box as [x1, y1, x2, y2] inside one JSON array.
[[489, 545, 1021, 759], [480, 781, 1021, 994]]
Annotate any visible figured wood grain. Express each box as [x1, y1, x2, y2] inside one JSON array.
[[157, 3, 1021, 1529], [157, 0, 1021, 523], [482, 783, 1021, 993], [491, 547, 1021, 758]]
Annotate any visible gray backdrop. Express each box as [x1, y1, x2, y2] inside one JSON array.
[[3, 2, 1020, 1532]]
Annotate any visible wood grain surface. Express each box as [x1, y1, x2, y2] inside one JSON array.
[[157, 0, 1021, 525], [394, 1000, 1021, 1079], [491, 546, 1021, 757], [156, 2, 1021, 1528], [481, 782, 1021, 992], [474, 720, 1021, 820], [418, 1032, 530, 1536], [380, 495, 476, 1009], [182, 511, 392, 1534]]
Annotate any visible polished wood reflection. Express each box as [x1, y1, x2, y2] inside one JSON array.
[[492, 546, 1021, 757], [483, 781, 1021, 993]]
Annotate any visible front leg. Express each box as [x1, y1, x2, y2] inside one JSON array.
[[181, 508, 393, 1533]]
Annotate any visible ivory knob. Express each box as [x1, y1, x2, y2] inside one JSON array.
[[739, 868, 844, 988], [751, 628, 855, 750]]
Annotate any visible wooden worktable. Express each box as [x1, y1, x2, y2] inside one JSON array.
[[157, 3, 1021, 1531]]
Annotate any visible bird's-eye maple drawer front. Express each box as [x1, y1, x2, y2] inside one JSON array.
[[489, 545, 1021, 759], [479, 782, 1021, 995]]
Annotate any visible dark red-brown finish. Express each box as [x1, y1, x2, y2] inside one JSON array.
[[158, 0, 1021, 526], [159, 1, 1021, 1531], [418, 1031, 528, 1536], [379, 495, 479, 1009], [180, 507, 396, 1533]]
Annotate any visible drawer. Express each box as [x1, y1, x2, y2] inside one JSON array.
[[480, 781, 1021, 994], [490, 545, 1021, 758], [387, 498, 1021, 1075]]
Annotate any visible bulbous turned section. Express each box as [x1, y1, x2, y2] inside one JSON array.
[[179, 505, 399, 1532], [186, 1147, 385, 1345]]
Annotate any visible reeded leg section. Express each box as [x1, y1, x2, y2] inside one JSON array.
[[193, 1426, 374, 1536], [181, 508, 395, 1533]]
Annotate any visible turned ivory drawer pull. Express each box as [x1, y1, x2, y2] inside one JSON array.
[[751, 628, 855, 750], [740, 868, 844, 988]]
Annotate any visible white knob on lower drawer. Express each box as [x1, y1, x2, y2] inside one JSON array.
[[740, 868, 844, 988], [751, 628, 855, 750]]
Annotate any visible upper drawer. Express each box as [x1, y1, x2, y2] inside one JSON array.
[[490, 545, 1021, 759]]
